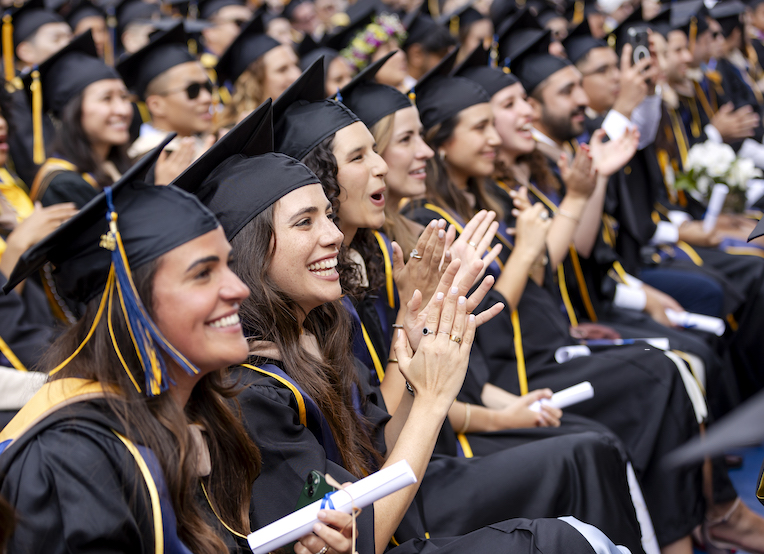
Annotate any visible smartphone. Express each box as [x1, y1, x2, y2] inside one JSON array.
[[627, 25, 651, 66], [284, 471, 337, 554]]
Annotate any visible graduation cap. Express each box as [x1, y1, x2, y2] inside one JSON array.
[[299, 46, 339, 74], [493, 6, 544, 66], [489, 0, 517, 28], [402, 2, 439, 48], [413, 47, 489, 131], [115, 0, 161, 34], [197, 0, 244, 20], [4, 133, 216, 396], [563, 18, 607, 64], [438, 3, 486, 38], [670, 0, 710, 51], [214, 9, 280, 85], [174, 99, 322, 242], [537, 7, 566, 28], [668, 388, 764, 467], [336, 50, 410, 129], [452, 44, 517, 97], [322, 4, 374, 51], [749, 217, 764, 241], [710, 0, 746, 38], [273, 57, 359, 160], [116, 20, 195, 99], [2, 0, 67, 81], [141, 16, 212, 34], [65, 0, 104, 29]]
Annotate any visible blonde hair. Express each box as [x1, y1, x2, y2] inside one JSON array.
[[216, 58, 266, 131]]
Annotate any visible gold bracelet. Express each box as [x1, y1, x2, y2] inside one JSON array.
[[457, 403, 471, 434], [557, 209, 580, 223], [387, 358, 398, 364]]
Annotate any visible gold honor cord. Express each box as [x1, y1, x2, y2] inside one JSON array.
[[361, 321, 386, 383], [557, 263, 579, 327], [511, 309, 528, 396], [372, 230, 395, 309], [242, 364, 307, 426], [456, 433, 474, 458], [0, 335, 26, 371]]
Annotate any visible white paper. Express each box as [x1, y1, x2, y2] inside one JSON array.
[[702, 183, 729, 233], [247, 460, 417, 554], [554, 345, 591, 363], [665, 309, 725, 336], [529, 382, 594, 412]]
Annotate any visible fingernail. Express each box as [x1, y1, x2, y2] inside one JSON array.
[[438, 219, 446, 228], [458, 296, 466, 304], [438, 229, 444, 238], [429, 220, 436, 228], [450, 286, 458, 295], [314, 523, 323, 533], [469, 314, 476, 322], [436, 292, 444, 300]]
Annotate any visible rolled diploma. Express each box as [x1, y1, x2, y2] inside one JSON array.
[[247, 460, 417, 554], [554, 345, 591, 363], [665, 309, 725, 336], [529, 381, 594, 412], [702, 183, 729, 233]]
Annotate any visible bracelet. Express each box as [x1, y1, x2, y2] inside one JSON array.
[[405, 381, 415, 396], [387, 358, 398, 364], [457, 403, 471, 434], [392, 324, 404, 329], [557, 209, 580, 223]]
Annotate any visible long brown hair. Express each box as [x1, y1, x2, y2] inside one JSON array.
[[495, 149, 561, 195], [217, 58, 267, 130], [39, 259, 260, 553], [423, 115, 504, 221], [231, 207, 382, 477]]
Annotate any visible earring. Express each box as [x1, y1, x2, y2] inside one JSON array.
[[439, 150, 446, 161]]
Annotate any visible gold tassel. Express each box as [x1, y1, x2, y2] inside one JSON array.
[[3, 15, 13, 84], [573, 1, 584, 25], [30, 69, 45, 165], [104, 12, 116, 66], [607, 33, 615, 49], [428, 0, 440, 18], [188, 38, 197, 55], [689, 16, 697, 54], [449, 16, 459, 37]]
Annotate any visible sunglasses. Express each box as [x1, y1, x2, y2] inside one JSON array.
[[159, 80, 213, 100]]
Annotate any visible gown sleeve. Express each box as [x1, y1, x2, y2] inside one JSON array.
[[39, 171, 99, 208]]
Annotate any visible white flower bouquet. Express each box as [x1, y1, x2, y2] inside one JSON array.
[[676, 141, 762, 212]]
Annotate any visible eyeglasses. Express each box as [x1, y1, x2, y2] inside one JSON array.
[[158, 80, 213, 100]]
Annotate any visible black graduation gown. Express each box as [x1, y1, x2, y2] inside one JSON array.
[[233, 360, 613, 554], [402, 199, 707, 547], [0, 395, 196, 554], [39, 170, 100, 208]]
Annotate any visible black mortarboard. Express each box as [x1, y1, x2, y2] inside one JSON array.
[[537, 8, 566, 28], [273, 57, 360, 161], [489, 0, 517, 28], [494, 6, 544, 66], [214, 9, 280, 84], [197, 0, 244, 20], [749, 217, 764, 241], [453, 44, 517, 97], [66, 0, 104, 29], [507, 29, 570, 94], [563, 18, 607, 64], [282, 0, 308, 22], [711, 0, 746, 38], [336, 51, 411, 129], [142, 16, 211, 34], [403, 3, 439, 48], [413, 47, 489, 131], [3, 133, 217, 304], [116, 0, 160, 33], [6, 0, 66, 46], [668, 388, 764, 466], [116, 20, 195, 99], [670, 0, 710, 42], [21, 30, 118, 117], [438, 3, 485, 37], [322, 5, 374, 51], [176, 99, 322, 240]]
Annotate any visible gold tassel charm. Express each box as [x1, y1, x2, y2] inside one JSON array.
[[2, 15, 13, 84], [449, 16, 459, 37], [30, 69, 45, 165]]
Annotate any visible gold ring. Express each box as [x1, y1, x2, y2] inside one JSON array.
[[449, 334, 462, 344], [317, 547, 329, 554]]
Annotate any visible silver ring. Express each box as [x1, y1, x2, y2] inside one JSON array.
[[422, 326, 434, 336], [410, 248, 423, 260], [539, 211, 549, 221], [438, 330, 450, 335], [317, 547, 329, 554], [468, 241, 478, 248]]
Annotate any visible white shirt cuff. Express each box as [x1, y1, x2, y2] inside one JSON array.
[[602, 110, 632, 141], [704, 124, 723, 144], [650, 221, 679, 245], [667, 210, 692, 227], [614, 283, 647, 311]]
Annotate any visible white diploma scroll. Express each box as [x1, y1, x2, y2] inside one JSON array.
[[702, 183, 729, 233], [529, 381, 594, 412], [247, 460, 417, 554], [554, 345, 591, 363], [665, 309, 725, 336]]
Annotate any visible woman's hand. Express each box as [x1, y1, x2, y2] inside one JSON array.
[[391, 219, 447, 306], [494, 389, 562, 429], [446, 210, 502, 288], [295, 509, 354, 554], [403, 259, 504, 352], [558, 144, 596, 199], [154, 135, 215, 185], [589, 127, 640, 178], [512, 203, 552, 262], [393, 272, 476, 409], [643, 284, 683, 327], [508, 186, 532, 211]]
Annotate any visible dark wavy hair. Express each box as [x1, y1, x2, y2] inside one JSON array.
[[423, 115, 504, 221], [51, 91, 131, 189], [494, 149, 561, 195], [231, 206, 382, 477], [301, 134, 385, 299], [39, 259, 260, 554]]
